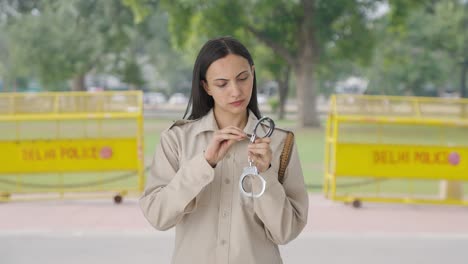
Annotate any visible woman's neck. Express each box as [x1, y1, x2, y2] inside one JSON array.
[[213, 107, 248, 130]]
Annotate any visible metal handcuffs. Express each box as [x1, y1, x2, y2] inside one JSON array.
[[239, 116, 275, 198]]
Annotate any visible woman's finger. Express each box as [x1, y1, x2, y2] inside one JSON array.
[[254, 137, 271, 144], [248, 147, 270, 156], [214, 132, 244, 142], [249, 150, 271, 162], [248, 152, 270, 172], [248, 142, 270, 150], [220, 126, 247, 137]]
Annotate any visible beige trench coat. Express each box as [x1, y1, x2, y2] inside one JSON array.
[[140, 109, 309, 264]]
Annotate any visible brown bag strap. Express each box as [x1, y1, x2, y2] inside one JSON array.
[[278, 132, 294, 184]]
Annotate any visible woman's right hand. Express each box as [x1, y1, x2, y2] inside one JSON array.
[[204, 126, 247, 167]]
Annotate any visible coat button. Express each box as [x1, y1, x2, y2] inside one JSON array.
[[224, 178, 230, 184], [220, 240, 227, 245], [225, 153, 231, 159]]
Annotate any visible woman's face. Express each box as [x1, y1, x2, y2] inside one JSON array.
[[203, 54, 254, 116]]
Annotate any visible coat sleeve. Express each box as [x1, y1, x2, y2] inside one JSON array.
[[252, 141, 309, 245], [139, 129, 214, 231]]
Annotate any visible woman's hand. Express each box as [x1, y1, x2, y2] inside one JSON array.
[[247, 137, 272, 173], [204, 126, 246, 167]]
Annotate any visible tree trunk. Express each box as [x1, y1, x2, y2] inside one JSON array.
[[12, 79, 17, 92], [246, 0, 320, 126], [277, 65, 290, 120], [295, 0, 320, 127], [71, 74, 86, 91], [295, 61, 319, 127], [462, 2, 468, 98], [460, 61, 466, 98]]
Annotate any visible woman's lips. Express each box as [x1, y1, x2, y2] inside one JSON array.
[[230, 100, 245, 107]]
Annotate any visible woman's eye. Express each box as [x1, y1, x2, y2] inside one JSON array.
[[218, 83, 227, 88], [239, 76, 248, 81]]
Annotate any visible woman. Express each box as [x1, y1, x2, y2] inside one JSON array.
[[140, 36, 309, 264]]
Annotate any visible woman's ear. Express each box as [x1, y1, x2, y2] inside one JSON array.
[[202, 80, 212, 96]]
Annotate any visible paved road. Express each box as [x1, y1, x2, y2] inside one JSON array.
[[1, 231, 467, 264], [1, 195, 468, 263]]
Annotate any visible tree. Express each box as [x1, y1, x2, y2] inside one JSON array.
[[251, 44, 291, 120], [4, 0, 157, 91], [141, 10, 193, 95], [0, 0, 39, 91], [365, 0, 466, 97], [156, 0, 384, 127]]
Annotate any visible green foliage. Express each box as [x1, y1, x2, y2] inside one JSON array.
[[268, 96, 279, 113], [161, 0, 385, 83], [121, 60, 145, 88], [156, 0, 395, 127], [121, 0, 155, 24], [140, 9, 193, 94], [365, 0, 465, 96], [3, 0, 464, 99], [2, 0, 156, 90]]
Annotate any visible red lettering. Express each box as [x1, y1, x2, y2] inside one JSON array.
[[34, 149, 42, 160], [23, 146, 100, 162], [373, 150, 410, 165], [374, 151, 386, 164], [60, 146, 99, 160], [91, 147, 98, 159], [63, 147, 80, 159], [414, 151, 449, 165], [80, 147, 94, 159], [71, 148, 79, 159], [44, 149, 57, 160], [414, 152, 427, 163], [22, 149, 33, 161], [60, 147, 68, 159], [399, 151, 410, 163], [434, 152, 448, 164], [82, 147, 98, 159]]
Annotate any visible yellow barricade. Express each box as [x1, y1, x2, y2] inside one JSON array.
[[0, 91, 144, 203], [324, 94, 468, 207]]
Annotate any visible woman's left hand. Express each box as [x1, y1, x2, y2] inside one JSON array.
[[247, 137, 272, 173]]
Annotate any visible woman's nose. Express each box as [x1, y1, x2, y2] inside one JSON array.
[[230, 82, 242, 96]]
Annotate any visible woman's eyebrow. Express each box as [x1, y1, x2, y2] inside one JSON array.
[[236, 70, 249, 77], [213, 70, 249, 81]]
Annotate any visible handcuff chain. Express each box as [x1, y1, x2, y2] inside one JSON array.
[[248, 133, 256, 166]]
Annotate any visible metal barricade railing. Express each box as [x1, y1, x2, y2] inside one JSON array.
[[0, 91, 144, 203], [324, 94, 468, 207]]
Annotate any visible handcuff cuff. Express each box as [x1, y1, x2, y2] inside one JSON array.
[[239, 116, 275, 198]]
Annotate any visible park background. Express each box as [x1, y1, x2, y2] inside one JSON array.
[[1, 1, 468, 264]]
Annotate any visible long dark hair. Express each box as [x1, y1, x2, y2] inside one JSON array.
[[183, 36, 261, 120]]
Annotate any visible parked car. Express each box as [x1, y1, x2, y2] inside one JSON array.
[[168, 93, 189, 105], [144, 92, 167, 105], [257, 93, 268, 104]]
